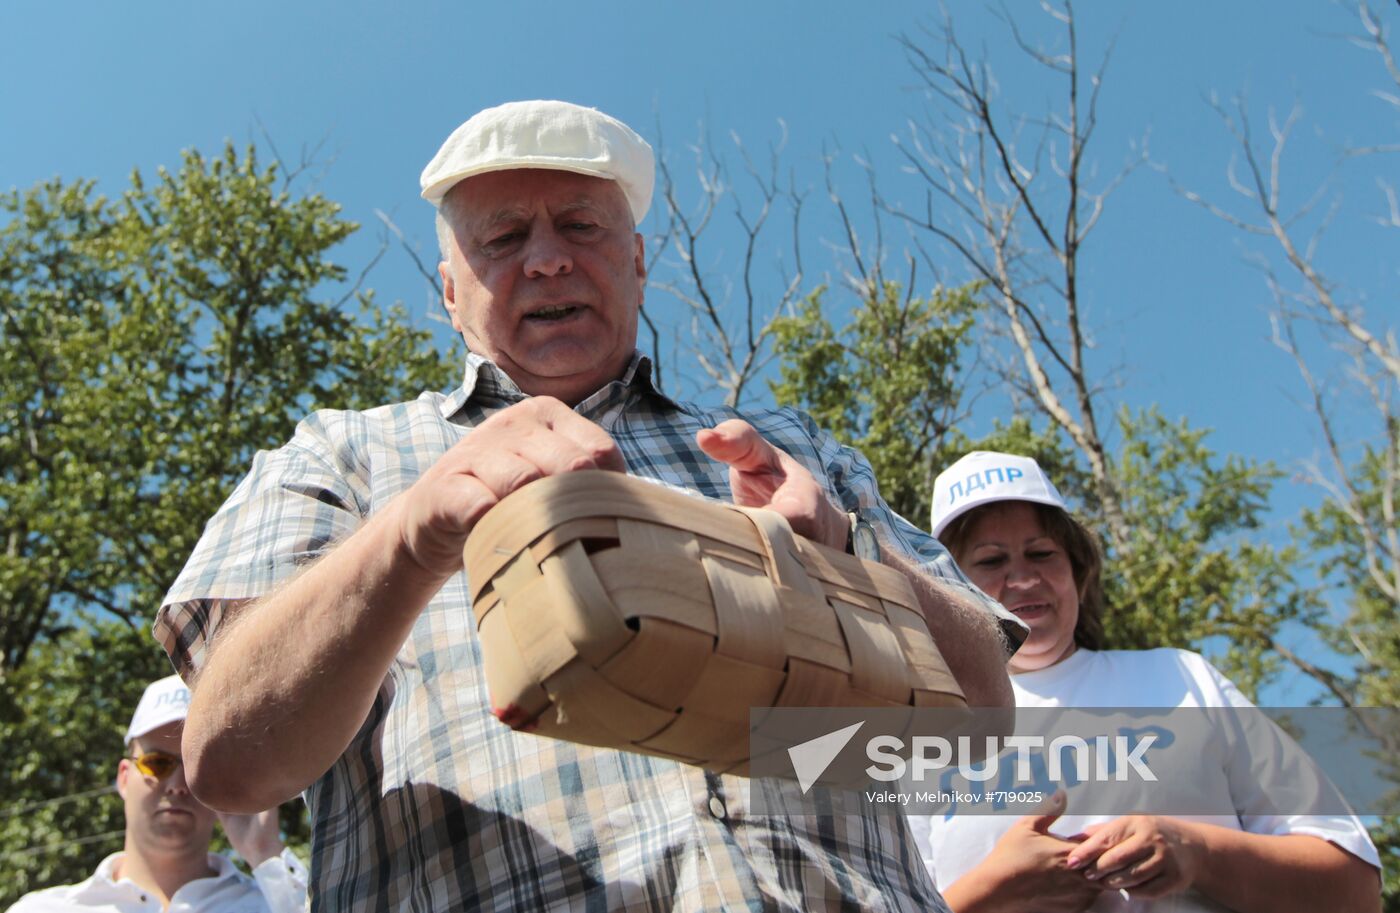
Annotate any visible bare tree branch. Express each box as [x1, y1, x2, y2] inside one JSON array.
[[647, 122, 806, 406], [889, 2, 1143, 554], [372, 209, 452, 327], [1183, 0, 1400, 708]]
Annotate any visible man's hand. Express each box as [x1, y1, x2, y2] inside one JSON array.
[[698, 418, 1013, 709], [1067, 814, 1205, 900], [185, 397, 623, 812], [945, 792, 1101, 913], [397, 396, 625, 579], [217, 808, 286, 868], [696, 419, 847, 550]]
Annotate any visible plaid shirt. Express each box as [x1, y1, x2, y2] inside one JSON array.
[[158, 352, 1004, 913]]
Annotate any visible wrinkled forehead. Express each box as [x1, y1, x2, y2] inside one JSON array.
[[445, 168, 633, 229], [480, 194, 610, 228]]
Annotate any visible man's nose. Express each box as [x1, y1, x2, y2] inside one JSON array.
[[522, 229, 573, 278], [165, 763, 193, 794]]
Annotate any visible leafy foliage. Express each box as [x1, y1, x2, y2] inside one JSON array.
[[0, 144, 457, 904], [1104, 408, 1305, 696], [0, 144, 456, 670], [1298, 437, 1400, 709], [1296, 435, 1400, 910], [770, 280, 985, 521]]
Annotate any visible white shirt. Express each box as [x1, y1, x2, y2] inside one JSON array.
[[7, 850, 307, 913]]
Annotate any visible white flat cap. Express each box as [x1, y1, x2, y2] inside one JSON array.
[[420, 100, 655, 225], [930, 451, 1068, 538], [124, 674, 191, 745]]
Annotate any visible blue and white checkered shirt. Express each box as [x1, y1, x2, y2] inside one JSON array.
[[158, 351, 1001, 912]]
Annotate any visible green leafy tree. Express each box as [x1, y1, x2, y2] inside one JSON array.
[[0, 143, 456, 669], [0, 144, 457, 904], [1298, 444, 1400, 709], [1105, 409, 1309, 695], [1290, 420, 1400, 904]]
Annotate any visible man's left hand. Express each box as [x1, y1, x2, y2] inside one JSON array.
[[701, 419, 1016, 710], [218, 808, 286, 868], [697, 420, 847, 551]]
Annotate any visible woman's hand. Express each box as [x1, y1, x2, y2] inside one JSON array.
[[1066, 814, 1205, 900], [944, 792, 1103, 913]]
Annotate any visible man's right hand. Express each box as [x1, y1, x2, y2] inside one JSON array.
[[185, 397, 623, 812], [217, 808, 286, 868], [395, 396, 625, 580]]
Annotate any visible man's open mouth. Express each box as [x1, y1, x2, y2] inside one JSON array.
[[525, 304, 581, 322]]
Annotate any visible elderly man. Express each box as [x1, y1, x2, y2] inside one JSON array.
[[156, 100, 1022, 911], [7, 676, 306, 913]]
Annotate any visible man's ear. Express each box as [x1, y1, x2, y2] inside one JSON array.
[[438, 262, 462, 333], [116, 757, 131, 798], [633, 232, 647, 303]]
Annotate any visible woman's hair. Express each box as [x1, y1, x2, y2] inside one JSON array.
[[938, 501, 1106, 651]]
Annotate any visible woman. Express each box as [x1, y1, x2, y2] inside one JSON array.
[[907, 451, 1381, 913]]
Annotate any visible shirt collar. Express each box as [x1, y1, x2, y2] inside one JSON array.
[[438, 350, 679, 420], [72, 852, 243, 902]]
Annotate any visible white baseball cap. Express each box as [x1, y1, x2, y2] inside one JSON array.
[[124, 674, 191, 745], [420, 100, 655, 225], [930, 451, 1068, 538]]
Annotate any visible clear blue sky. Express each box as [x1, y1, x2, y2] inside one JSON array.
[[4, 1, 1394, 695]]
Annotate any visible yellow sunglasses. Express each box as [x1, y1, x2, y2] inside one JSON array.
[[129, 750, 182, 781]]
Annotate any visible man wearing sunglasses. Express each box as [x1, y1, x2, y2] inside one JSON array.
[[7, 675, 307, 913]]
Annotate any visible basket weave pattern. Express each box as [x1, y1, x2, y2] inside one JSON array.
[[464, 471, 965, 776]]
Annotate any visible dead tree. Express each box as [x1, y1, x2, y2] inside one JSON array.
[[1178, 1, 1399, 715], [883, 1, 1147, 557], [647, 123, 807, 406]]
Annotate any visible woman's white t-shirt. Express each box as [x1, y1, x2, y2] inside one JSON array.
[[907, 648, 1379, 913]]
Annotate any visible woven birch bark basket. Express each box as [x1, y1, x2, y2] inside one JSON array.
[[464, 470, 965, 777]]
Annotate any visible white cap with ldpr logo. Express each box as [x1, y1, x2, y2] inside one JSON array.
[[124, 674, 191, 745], [930, 451, 1068, 538]]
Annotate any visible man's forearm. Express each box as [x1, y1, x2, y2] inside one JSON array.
[[881, 548, 1014, 709], [180, 400, 629, 811], [184, 496, 449, 812]]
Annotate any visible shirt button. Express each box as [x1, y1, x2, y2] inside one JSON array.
[[708, 796, 727, 819]]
